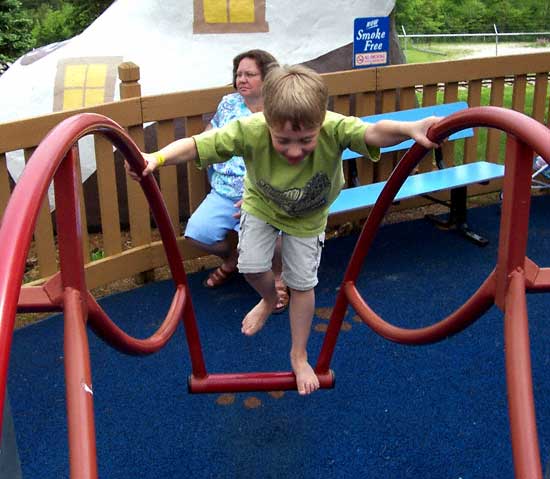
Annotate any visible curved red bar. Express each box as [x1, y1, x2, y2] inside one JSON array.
[[0, 113, 205, 477], [317, 105, 550, 478], [504, 270, 542, 477], [0, 112, 335, 478], [86, 287, 186, 355], [188, 370, 335, 394], [327, 106, 550, 340], [344, 271, 496, 344]]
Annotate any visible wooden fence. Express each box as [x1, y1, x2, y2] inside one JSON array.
[[0, 52, 549, 289]]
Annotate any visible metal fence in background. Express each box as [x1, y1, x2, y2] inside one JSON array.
[[399, 24, 550, 56]]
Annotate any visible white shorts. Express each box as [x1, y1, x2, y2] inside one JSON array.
[[237, 211, 325, 291]]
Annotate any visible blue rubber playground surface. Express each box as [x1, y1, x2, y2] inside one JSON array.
[[7, 195, 550, 478]]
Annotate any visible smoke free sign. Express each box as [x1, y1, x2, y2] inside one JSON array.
[[353, 17, 390, 68]]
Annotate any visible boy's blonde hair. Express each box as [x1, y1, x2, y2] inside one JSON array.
[[262, 64, 328, 130]]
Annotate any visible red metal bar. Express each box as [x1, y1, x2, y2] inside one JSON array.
[[0, 116, 63, 438], [17, 273, 65, 313], [85, 288, 185, 356], [315, 284, 354, 373], [504, 270, 542, 478], [495, 138, 534, 309], [55, 147, 88, 295], [98, 125, 207, 376], [315, 106, 550, 478], [531, 268, 550, 289], [188, 370, 335, 394], [344, 273, 496, 344], [63, 288, 98, 478], [17, 286, 63, 312], [0, 113, 205, 477], [54, 144, 97, 475]]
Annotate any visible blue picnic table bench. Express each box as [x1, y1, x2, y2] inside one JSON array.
[[330, 102, 505, 246]]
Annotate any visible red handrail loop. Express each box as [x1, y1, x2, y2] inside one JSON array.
[[316, 106, 550, 478]]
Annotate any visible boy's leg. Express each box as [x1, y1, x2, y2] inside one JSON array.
[[237, 212, 279, 335], [281, 232, 325, 395], [241, 270, 278, 335], [288, 288, 319, 395], [272, 235, 289, 313]]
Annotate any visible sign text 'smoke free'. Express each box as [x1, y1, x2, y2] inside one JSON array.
[[353, 17, 390, 68]]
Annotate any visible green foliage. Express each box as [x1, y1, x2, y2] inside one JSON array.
[[0, 0, 113, 67], [443, 0, 488, 33], [31, 3, 76, 46], [29, 1, 112, 47], [395, 0, 550, 33], [0, 0, 34, 63], [70, 0, 113, 33], [395, 0, 446, 33]]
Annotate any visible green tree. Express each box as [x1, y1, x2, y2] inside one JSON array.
[[395, 0, 446, 33], [0, 0, 34, 63], [20, 0, 64, 8], [70, 0, 113, 34], [26, 1, 113, 49], [31, 3, 76, 46], [443, 0, 488, 33], [396, 0, 550, 33], [484, 0, 522, 31]]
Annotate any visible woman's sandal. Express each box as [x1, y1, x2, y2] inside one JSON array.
[[203, 265, 236, 288], [273, 279, 290, 314]]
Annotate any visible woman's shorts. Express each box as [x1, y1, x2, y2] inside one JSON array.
[[184, 190, 240, 245], [237, 211, 325, 291]]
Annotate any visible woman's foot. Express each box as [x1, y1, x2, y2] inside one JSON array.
[[273, 279, 289, 314], [203, 264, 236, 288], [291, 354, 320, 395], [241, 299, 275, 336]]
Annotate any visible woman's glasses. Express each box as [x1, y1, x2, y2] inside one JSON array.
[[236, 71, 260, 79]]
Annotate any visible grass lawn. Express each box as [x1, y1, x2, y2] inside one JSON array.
[[402, 40, 550, 64], [403, 43, 477, 63], [401, 41, 548, 163]]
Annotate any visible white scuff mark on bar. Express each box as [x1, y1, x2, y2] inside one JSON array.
[[81, 381, 94, 396]]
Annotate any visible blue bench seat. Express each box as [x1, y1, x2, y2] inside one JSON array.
[[330, 102, 505, 246], [330, 161, 505, 215]]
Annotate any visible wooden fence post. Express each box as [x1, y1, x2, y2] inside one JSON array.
[[118, 62, 155, 283]]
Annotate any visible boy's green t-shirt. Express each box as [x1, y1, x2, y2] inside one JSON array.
[[193, 111, 379, 237]]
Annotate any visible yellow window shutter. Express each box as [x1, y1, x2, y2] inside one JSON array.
[[203, 0, 228, 23], [229, 0, 255, 23]]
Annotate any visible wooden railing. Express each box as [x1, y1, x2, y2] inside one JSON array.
[[1, 53, 549, 289]]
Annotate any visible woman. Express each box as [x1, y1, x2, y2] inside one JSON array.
[[184, 49, 289, 313]]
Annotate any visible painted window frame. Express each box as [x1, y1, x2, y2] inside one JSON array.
[[193, 0, 269, 34], [53, 57, 122, 112]]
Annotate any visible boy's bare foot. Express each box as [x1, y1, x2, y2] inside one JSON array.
[[241, 299, 274, 336], [291, 355, 320, 395]]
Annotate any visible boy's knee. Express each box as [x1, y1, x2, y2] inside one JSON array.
[[288, 286, 314, 294], [244, 271, 268, 281]]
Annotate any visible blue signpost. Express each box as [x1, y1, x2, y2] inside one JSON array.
[[353, 17, 390, 69]]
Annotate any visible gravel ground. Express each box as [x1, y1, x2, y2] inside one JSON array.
[[446, 41, 550, 59]]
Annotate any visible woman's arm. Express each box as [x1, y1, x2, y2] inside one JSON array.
[[364, 116, 441, 149]]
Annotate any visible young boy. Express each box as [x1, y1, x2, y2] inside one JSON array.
[[127, 65, 440, 395]]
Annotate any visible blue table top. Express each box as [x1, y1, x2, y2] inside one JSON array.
[[342, 101, 474, 160]]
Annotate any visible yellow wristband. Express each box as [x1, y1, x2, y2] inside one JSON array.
[[153, 151, 166, 167]]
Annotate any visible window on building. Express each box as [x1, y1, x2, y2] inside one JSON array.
[[194, 0, 269, 34], [53, 57, 122, 111]]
